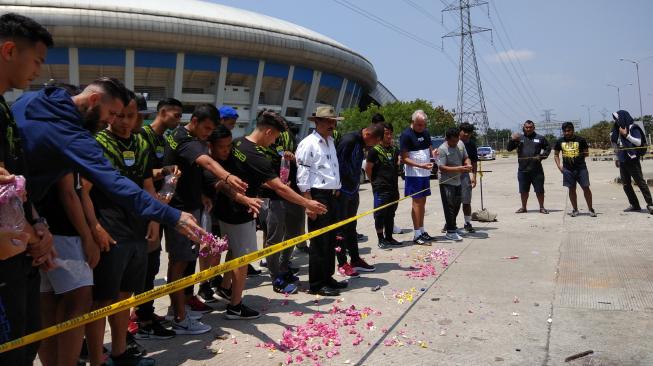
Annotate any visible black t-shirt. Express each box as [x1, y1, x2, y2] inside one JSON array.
[[215, 137, 278, 224], [366, 144, 399, 192], [139, 124, 167, 190], [463, 139, 479, 163], [164, 126, 208, 211], [92, 130, 153, 241], [0, 96, 26, 176], [37, 173, 82, 236], [555, 135, 589, 171], [258, 130, 299, 200]]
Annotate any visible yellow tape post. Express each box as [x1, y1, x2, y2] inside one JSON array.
[[0, 185, 439, 353]]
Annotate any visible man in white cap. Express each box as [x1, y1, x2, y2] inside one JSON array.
[[296, 106, 346, 297]]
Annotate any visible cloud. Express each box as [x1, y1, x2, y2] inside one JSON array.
[[487, 49, 535, 63]]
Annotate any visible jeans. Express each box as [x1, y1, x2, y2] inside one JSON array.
[[260, 199, 305, 279], [373, 190, 399, 238], [335, 192, 360, 265], [620, 158, 653, 208], [440, 184, 462, 233]]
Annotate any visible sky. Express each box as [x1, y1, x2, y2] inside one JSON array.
[[212, 0, 653, 130]]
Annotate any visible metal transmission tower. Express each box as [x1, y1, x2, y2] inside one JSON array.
[[442, 0, 491, 136]]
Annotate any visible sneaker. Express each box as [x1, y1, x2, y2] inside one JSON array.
[[186, 295, 213, 313], [215, 287, 232, 302], [171, 316, 212, 335], [289, 266, 300, 275], [420, 232, 436, 241], [570, 210, 579, 217], [296, 245, 310, 254], [357, 233, 368, 242], [134, 319, 176, 340], [377, 238, 390, 250], [413, 236, 431, 246], [589, 208, 597, 217], [351, 258, 375, 272], [126, 332, 147, 357], [259, 259, 268, 268], [108, 350, 155, 366], [385, 237, 402, 246], [272, 277, 298, 294], [164, 306, 203, 321], [225, 303, 261, 320], [338, 263, 360, 277], [648, 205, 653, 215], [247, 264, 262, 277], [441, 226, 446, 234], [463, 223, 475, 233], [210, 275, 223, 290], [445, 232, 463, 242], [624, 205, 641, 212], [198, 283, 218, 303], [283, 271, 299, 283]]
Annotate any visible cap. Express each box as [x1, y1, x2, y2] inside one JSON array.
[[219, 106, 239, 120]]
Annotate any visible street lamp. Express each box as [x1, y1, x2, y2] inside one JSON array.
[[580, 104, 594, 129], [606, 83, 631, 110], [620, 56, 653, 120]]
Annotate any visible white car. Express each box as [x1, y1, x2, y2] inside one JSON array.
[[477, 146, 496, 160]]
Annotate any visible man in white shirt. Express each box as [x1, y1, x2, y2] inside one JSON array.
[[296, 106, 347, 297]]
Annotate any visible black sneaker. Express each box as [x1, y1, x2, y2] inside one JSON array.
[[215, 287, 232, 302], [134, 319, 176, 340], [210, 275, 223, 291], [589, 208, 597, 217], [126, 332, 147, 357], [385, 237, 402, 246], [109, 350, 155, 366], [198, 283, 217, 303], [413, 236, 430, 246], [377, 238, 390, 249], [420, 232, 435, 241], [296, 245, 310, 254], [624, 205, 641, 212], [357, 233, 368, 242], [647, 205, 653, 215], [247, 264, 262, 277], [463, 223, 475, 233], [225, 303, 261, 320]]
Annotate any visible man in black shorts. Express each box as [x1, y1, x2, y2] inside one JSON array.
[[507, 120, 551, 214], [554, 122, 595, 217], [82, 91, 159, 366]]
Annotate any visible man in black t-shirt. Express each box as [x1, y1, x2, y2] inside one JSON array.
[[365, 122, 402, 250], [82, 93, 159, 366], [0, 13, 54, 365], [215, 110, 325, 318], [163, 104, 247, 332], [554, 122, 595, 217]]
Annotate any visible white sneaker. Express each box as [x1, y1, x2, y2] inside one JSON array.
[[171, 316, 212, 335], [445, 232, 463, 242], [164, 305, 203, 321]]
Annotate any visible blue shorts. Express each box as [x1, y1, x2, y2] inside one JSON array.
[[563, 168, 590, 188], [405, 176, 431, 198]]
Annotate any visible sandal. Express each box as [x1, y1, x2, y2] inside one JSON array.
[[539, 208, 549, 214], [515, 208, 527, 213]]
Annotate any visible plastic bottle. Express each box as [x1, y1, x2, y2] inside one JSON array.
[[158, 174, 178, 201], [279, 153, 290, 184], [0, 175, 27, 235]]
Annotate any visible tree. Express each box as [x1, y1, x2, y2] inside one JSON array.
[[577, 121, 612, 148], [338, 99, 456, 137]]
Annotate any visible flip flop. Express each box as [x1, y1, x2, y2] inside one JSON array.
[[515, 208, 527, 213], [540, 208, 549, 214]]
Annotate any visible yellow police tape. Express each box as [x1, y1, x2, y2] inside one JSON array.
[[0, 186, 437, 353]]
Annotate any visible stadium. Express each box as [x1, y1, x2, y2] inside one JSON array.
[[1, 0, 397, 136]]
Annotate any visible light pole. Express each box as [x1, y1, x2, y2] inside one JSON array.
[[580, 104, 594, 129], [606, 83, 631, 109], [620, 56, 653, 120]]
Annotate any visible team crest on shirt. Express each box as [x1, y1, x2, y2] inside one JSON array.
[[123, 151, 136, 166], [155, 145, 164, 159]]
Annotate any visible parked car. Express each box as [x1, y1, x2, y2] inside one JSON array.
[[477, 146, 496, 160]]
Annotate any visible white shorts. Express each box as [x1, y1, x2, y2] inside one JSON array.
[[40, 235, 93, 294]]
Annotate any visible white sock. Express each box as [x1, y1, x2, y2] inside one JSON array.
[[464, 216, 472, 224], [414, 228, 423, 238], [419, 226, 424, 233]]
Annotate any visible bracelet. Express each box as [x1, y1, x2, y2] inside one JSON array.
[[224, 174, 232, 182]]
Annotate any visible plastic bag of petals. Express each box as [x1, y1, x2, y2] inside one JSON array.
[[0, 175, 28, 235]]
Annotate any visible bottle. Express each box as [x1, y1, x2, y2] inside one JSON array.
[[158, 173, 178, 201], [0, 175, 28, 244], [279, 153, 290, 184]]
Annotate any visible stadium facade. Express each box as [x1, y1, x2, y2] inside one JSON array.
[[1, 0, 397, 136]]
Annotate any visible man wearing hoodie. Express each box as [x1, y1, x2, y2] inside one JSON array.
[[507, 120, 552, 214], [611, 110, 653, 214], [0, 12, 55, 365]]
